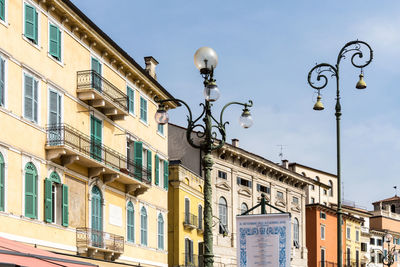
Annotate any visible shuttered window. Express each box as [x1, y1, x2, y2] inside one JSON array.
[[154, 155, 159, 186], [140, 206, 147, 246], [90, 116, 102, 161], [24, 3, 38, 44], [0, 0, 5, 21], [0, 153, 4, 211], [127, 86, 134, 114], [147, 150, 152, 183], [157, 213, 164, 250], [25, 162, 37, 219], [127, 201, 134, 242], [134, 141, 143, 180], [140, 96, 147, 123], [157, 124, 164, 135], [49, 24, 61, 61], [0, 57, 4, 106], [163, 160, 168, 190], [24, 74, 38, 123]]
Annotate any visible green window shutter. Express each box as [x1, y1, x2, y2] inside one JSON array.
[[127, 86, 134, 114], [163, 160, 169, 190], [155, 155, 159, 186], [24, 74, 33, 120], [0, 58, 4, 106], [49, 24, 60, 60], [127, 202, 134, 242], [0, 0, 4, 21], [44, 178, 52, 222], [33, 80, 38, 123], [140, 97, 147, 122], [134, 141, 143, 180], [91, 58, 102, 92], [147, 150, 152, 182], [24, 4, 37, 44], [90, 116, 102, 161], [0, 153, 4, 211], [25, 163, 37, 219], [62, 184, 68, 226]]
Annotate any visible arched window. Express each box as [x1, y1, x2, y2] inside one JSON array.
[[198, 205, 203, 230], [127, 201, 134, 242], [91, 186, 103, 248], [241, 203, 248, 215], [25, 162, 38, 219], [329, 180, 333, 197], [141, 206, 148, 246], [293, 218, 299, 247], [0, 153, 4, 211], [219, 197, 227, 234], [158, 213, 164, 250], [44, 171, 63, 224]]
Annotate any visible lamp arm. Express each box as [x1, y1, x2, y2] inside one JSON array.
[[219, 100, 253, 126], [307, 63, 338, 91], [154, 96, 193, 123], [337, 40, 374, 68]]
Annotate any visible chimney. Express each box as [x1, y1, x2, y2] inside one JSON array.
[[232, 138, 239, 147], [281, 159, 289, 169], [144, 56, 159, 80]]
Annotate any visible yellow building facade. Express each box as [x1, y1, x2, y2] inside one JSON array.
[[168, 161, 204, 267], [0, 0, 177, 266], [344, 216, 363, 266]]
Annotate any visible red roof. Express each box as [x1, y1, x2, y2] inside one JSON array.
[[0, 236, 97, 267], [372, 195, 400, 204]]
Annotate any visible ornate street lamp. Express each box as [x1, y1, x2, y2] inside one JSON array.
[[370, 233, 399, 267], [155, 47, 253, 267], [307, 40, 373, 267]]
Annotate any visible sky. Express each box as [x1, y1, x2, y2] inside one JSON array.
[[70, 0, 400, 209]]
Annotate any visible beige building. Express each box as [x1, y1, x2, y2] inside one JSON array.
[[0, 0, 177, 266], [169, 124, 316, 267]]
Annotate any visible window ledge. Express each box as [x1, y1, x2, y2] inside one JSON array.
[[156, 131, 165, 138], [139, 119, 149, 127], [0, 19, 9, 28], [47, 53, 64, 67], [22, 34, 41, 51]]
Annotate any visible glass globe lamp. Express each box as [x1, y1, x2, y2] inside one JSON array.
[[204, 81, 220, 102], [154, 106, 169, 125], [194, 47, 218, 73], [239, 109, 253, 129], [385, 233, 393, 243]]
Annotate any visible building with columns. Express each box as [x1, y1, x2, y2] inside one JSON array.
[[168, 124, 317, 266]]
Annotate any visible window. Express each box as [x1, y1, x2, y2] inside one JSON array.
[[184, 198, 190, 224], [140, 206, 147, 246], [127, 201, 134, 242], [185, 238, 194, 266], [140, 96, 147, 123], [157, 213, 164, 250], [90, 116, 102, 161], [323, 189, 327, 195], [198, 205, 203, 230], [218, 170, 227, 179], [378, 252, 383, 263], [356, 230, 359, 241], [219, 197, 227, 234], [142, 148, 152, 183], [237, 177, 251, 188], [44, 171, 68, 226], [321, 249, 325, 267], [91, 57, 102, 91], [377, 238, 382, 246], [293, 218, 299, 247], [347, 227, 351, 240], [257, 184, 270, 194], [320, 211, 326, 219], [0, 56, 5, 107], [25, 162, 38, 219], [0, 0, 5, 21], [0, 152, 4, 211], [127, 86, 134, 114], [155, 155, 165, 188], [241, 203, 248, 215], [310, 184, 315, 190], [321, 224, 325, 240], [24, 73, 39, 123], [371, 252, 375, 263], [361, 242, 367, 252], [292, 197, 299, 205], [329, 180, 333, 196], [311, 197, 315, 204], [347, 248, 351, 266], [49, 23, 61, 61], [24, 3, 38, 44], [277, 191, 284, 200], [157, 124, 164, 135], [91, 186, 103, 247]]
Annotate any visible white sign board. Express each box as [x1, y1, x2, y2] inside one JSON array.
[[109, 204, 122, 227], [236, 213, 291, 267]]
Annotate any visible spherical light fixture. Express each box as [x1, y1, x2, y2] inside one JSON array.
[[385, 233, 393, 243], [239, 108, 253, 129], [155, 105, 169, 125], [194, 47, 218, 74], [204, 80, 220, 102]]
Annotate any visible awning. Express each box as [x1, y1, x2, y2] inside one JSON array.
[[0, 236, 97, 267]]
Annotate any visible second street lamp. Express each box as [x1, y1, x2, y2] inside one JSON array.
[[155, 47, 253, 267], [307, 40, 373, 267]]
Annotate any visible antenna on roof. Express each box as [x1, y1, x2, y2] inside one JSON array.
[[394, 186, 397, 196], [277, 145, 287, 161]]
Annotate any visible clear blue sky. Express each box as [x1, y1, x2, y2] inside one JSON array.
[[71, 0, 400, 209]]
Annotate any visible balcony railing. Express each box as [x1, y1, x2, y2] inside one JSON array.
[[46, 123, 151, 184], [182, 253, 200, 267], [76, 227, 124, 254], [77, 70, 128, 118], [319, 261, 361, 267], [183, 212, 198, 229]]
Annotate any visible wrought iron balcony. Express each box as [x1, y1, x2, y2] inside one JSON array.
[[181, 253, 200, 267], [183, 212, 198, 229], [77, 70, 128, 120], [76, 227, 124, 261], [45, 124, 150, 196]]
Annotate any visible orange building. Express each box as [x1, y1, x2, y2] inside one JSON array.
[[306, 204, 363, 267]]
